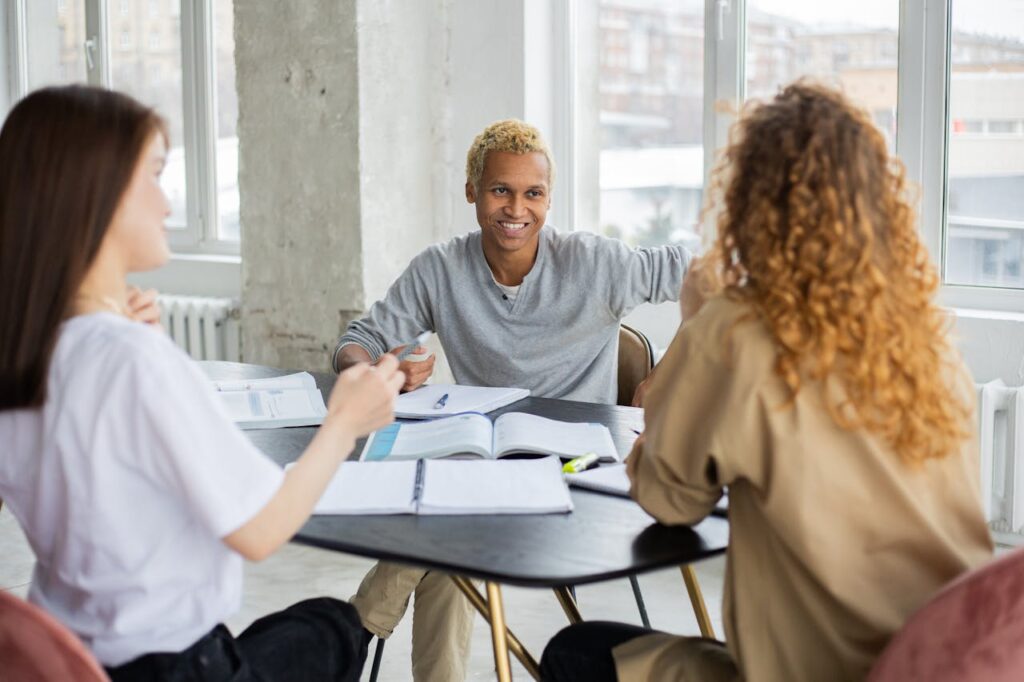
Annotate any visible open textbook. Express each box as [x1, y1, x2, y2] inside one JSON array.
[[360, 412, 620, 463], [395, 384, 529, 418], [567, 464, 729, 516], [311, 456, 574, 515], [211, 372, 327, 430]]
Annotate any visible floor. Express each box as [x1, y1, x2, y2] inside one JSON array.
[[0, 506, 726, 681]]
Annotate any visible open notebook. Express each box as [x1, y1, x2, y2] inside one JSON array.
[[395, 384, 530, 418], [567, 464, 729, 517], [312, 456, 574, 515], [360, 412, 619, 463], [211, 372, 327, 430]]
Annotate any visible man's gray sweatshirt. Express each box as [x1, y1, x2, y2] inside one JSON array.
[[336, 226, 691, 404]]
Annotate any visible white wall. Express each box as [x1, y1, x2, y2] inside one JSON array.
[[956, 310, 1024, 385], [356, 0, 447, 302], [0, 4, 10, 116]]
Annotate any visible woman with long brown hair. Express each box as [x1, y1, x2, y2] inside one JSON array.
[[0, 86, 403, 681], [541, 82, 993, 681]]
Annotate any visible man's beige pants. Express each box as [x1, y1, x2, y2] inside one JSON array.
[[351, 560, 475, 682]]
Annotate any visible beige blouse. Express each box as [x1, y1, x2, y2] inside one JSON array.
[[617, 295, 993, 682]]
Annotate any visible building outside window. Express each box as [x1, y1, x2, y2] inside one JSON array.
[[945, 0, 1024, 290]]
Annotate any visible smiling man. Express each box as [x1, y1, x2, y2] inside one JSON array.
[[331, 119, 693, 682], [334, 119, 692, 402]]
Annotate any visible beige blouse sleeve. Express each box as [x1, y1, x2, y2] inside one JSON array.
[[627, 312, 768, 526]]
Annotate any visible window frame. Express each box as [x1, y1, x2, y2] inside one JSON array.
[[5, 0, 238, 258], [566, 0, 1024, 313]]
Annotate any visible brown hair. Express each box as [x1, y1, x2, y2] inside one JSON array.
[[706, 82, 971, 464], [0, 86, 167, 409]]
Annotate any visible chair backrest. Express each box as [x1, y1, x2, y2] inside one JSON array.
[[867, 547, 1024, 682], [617, 324, 654, 407], [0, 590, 109, 681]]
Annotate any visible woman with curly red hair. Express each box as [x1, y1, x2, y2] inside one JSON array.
[[541, 82, 993, 681]]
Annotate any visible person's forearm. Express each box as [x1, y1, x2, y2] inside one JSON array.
[[225, 420, 355, 561], [335, 343, 373, 372]]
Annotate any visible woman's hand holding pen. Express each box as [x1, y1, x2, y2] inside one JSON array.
[[326, 354, 405, 443], [228, 355, 404, 562], [385, 344, 435, 392]]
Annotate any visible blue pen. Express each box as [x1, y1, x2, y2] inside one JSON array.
[[433, 393, 449, 409]]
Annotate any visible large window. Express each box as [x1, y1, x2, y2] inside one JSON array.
[[11, 0, 240, 255], [214, 0, 239, 242], [944, 0, 1024, 290], [746, 0, 899, 151], [109, 0, 187, 231], [592, 0, 704, 252], [576, 0, 1024, 310], [26, 0, 87, 87]]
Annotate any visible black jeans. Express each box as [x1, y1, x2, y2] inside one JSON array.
[[540, 621, 656, 682], [105, 597, 370, 682]]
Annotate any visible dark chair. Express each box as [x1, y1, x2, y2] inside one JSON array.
[[618, 323, 655, 407]]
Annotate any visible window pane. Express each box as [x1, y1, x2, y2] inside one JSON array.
[[595, 0, 704, 251], [214, 0, 240, 241], [944, 0, 1024, 289], [746, 1, 899, 152], [109, 0, 187, 231], [27, 0, 87, 89]]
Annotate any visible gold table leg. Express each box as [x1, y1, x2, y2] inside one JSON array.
[[450, 576, 541, 680], [552, 586, 583, 624], [487, 582, 513, 682], [681, 564, 715, 638]]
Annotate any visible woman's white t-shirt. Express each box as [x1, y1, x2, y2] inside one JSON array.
[[0, 313, 285, 666]]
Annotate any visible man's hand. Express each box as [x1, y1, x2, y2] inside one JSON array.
[[126, 286, 163, 330], [384, 345, 435, 392], [631, 372, 654, 408]]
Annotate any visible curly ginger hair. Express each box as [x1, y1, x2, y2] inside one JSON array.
[[706, 82, 972, 464]]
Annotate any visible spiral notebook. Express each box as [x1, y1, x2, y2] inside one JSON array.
[[312, 456, 574, 515]]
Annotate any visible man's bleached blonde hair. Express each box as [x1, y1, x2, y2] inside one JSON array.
[[465, 119, 555, 190]]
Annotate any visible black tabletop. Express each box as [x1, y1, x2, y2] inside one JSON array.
[[201, 361, 729, 587]]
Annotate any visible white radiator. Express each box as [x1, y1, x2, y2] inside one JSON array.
[[977, 379, 1024, 544], [158, 295, 240, 362]]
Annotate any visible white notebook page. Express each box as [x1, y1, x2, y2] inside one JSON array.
[[313, 461, 419, 514], [212, 372, 317, 392], [566, 463, 630, 497], [395, 384, 529, 418], [492, 413, 619, 461], [417, 456, 573, 514], [219, 389, 324, 422], [361, 413, 494, 461]]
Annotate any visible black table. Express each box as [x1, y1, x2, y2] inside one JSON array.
[[202, 362, 729, 680]]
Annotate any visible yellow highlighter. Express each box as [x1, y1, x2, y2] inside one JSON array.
[[563, 452, 599, 474]]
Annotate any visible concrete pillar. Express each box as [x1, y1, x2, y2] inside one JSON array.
[[235, 1, 537, 373], [236, 1, 364, 370]]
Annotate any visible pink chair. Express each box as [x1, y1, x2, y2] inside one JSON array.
[[868, 548, 1024, 682], [0, 590, 109, 681]]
